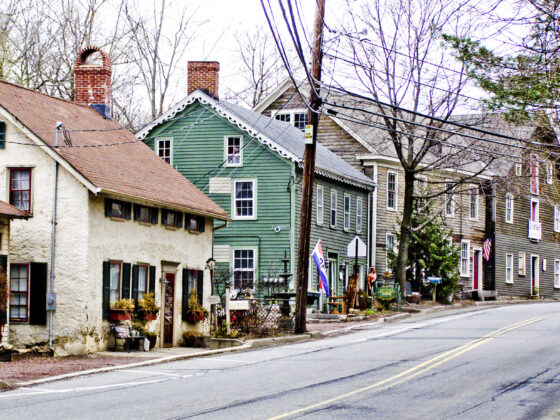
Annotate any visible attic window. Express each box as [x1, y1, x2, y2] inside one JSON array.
[[104, 198, 131, 220], [157, 138, 172, 165], [274, 110, 307, 132], [162, 209, 183, 228]]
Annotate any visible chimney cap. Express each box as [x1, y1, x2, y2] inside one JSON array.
[[75, 46, 111, 69]]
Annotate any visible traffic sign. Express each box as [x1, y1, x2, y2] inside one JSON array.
[[347, 236, 367, 257]]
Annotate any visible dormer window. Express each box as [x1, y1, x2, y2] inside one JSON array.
[[274, 110, 307, 131]]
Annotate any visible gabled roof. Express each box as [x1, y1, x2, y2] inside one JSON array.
[[0, 81, 228, 220], [0, 200, 29, 218], [137, 91, 375, 189]]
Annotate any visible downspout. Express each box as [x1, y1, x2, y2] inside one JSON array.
[[49, 122, 63, 348]]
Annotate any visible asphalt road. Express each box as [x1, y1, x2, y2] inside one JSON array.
[[1, 303, 560, 419]]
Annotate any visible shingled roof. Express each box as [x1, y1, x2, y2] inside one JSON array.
[[0, 81, 229, 220], [0, 200, 29, 218]]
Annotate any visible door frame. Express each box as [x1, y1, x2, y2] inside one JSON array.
[[162, 272, 175, 347], [530, 254, 539, 296], [472, 248, 482, 292], [327, 252, 338, 296]]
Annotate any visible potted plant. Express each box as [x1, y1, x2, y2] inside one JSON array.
[[185, 291, 208, 324], [131, 320, 158, 350], [109, 298, 134, 321], [138, 293, 159, 321]]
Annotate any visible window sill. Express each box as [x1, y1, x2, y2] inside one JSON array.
[[233, 217, 257, 221], [187, 229, 201, 234], [505, 281, 514, 285], [164, 225, 179, 231], [110, 216, 125, 222], [138, 221, 153, 227]]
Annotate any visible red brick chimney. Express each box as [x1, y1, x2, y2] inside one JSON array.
[[188, 61, 220, 99], [74, 46, 112, 119]]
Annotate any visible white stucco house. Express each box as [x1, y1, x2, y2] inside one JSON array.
[[0, 47, 229, 354]]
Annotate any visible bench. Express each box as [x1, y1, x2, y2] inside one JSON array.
[[110, 324, 149, 352], [327, 296, 346, 314]]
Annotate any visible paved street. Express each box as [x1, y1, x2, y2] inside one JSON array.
[[1, 303, 559, 419]]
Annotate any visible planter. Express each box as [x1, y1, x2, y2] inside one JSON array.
[[144, 312, 158, 321], [109, 309, 131, 321], [185, 311, 206, 324], [147, 335, 157, 349]]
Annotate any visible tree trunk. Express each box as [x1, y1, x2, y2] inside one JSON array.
[[395, 170, 415, 298]]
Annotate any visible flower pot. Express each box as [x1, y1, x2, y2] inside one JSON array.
[[148, 335, 157, 349], [109, 309, 131, 321], [144, 312, 158, 321], [185, 311, 205, 324]]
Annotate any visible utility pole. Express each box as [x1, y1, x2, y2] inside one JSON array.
[[294, 0, 326, 334]]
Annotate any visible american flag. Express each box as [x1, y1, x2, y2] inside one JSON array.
[[482, 236, 492, 261]]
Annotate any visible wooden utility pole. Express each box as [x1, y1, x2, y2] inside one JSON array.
[[294, 0, 326, 334]]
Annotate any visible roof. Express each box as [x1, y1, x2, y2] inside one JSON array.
[[0, 81, 229, 220], [137, 91, 375, 189], [0, 200, 29, 218]]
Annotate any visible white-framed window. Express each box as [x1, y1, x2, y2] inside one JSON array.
[[547, 162, 553, 184], [506, 254, 513, 283], [445, 181, 455, 217], [505, 193, 514, 224], [530, 155, 539, 195], [316, 185, 324, 226], [515, 163, 522, 176], [555, 206, 560, 232], [232, 248, 256, 290], [386, 233, 396, 268], [460, 240, 470, 277], [530, 198, 539, 222], [330, 189, 337, 228], [554, 259, 560, 288], [156, 138, 172, 165], [225, 136, 242, 166], [343, 194, 351, 231], [387, 171, 397, 210], [109, 261, 122, 304], [469, 188, 478, 220], [356, 197, 363, 233], [543, 259, 547, 272], [137, 264, 149, 300], [415, 175, 428, 195], [233, 180, 256, 220], [519, 252, 526, 276], [273, 110, 307, 131]]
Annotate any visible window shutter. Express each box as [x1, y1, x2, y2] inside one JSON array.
[[151, 208, 159, 225], [102, 261, 110, 319], [182, 268, 189, 320], [177, 212, 183, 228], [185, 213, 192, 229], [0, 255, 7, 272], [197, 270, 204, 305], [122, 263, 131, 299], [29, 262, 47, 325], [131, 264, 139, 304], [104, 199, 112, 217], [133, 204, 140, 221], [149, 266, 156, 294], [0, 121, 5, 149], [198, 216, 205, 232], [124, 203, 132, 220]]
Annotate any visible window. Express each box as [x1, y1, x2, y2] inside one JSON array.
[[105, 198, 131, 220], [156, 138, 172, 164], [274, 110, 307, 131], [505, 254, 513, 284], [185, 213, 205, 232], [386, 233, 396, 268], [234, 180, 256, 219], [555, 206, 560, 233], [293, 112, 307, 131], [460, 240, 470, 277], [555, 260, 560, 288], [519, 252, 526, 276], [343, 194, 351, 231], [225, 136, 242, 166], [387, 171, 397, 210], [330, 189, 338, 228], [505, 193, 514, 224], [415, 176, 427, 195], [134, 204, 158, 224], [9, 264, 28, 322], [137, 264, 148, 300], [233, 249, 255, 290], [109, 262, 121, 305], [515, 163, 522, 176], [530, 155, 539, 194], [547, 163, 553, 184], [161, 209, 183, 228], [316, 186, 324, 225], [445, 181, 455, 217], [275, 113, 290, 123], [356, 197, 363, 233], [9, 168, 31, 212], [469, 188, 478, 220], [530, 198, 539, 222]]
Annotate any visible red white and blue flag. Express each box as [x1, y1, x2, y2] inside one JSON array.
[[312, 240, 330, 297], [482, 236, 492, 261]]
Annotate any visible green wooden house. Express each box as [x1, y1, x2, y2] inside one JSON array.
[[137, 88, 374, 301]]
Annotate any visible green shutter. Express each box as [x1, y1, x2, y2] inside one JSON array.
[[131, 264, 139, 304], [133, 204, 140, 221], [197, 270, 204, 305], [177, 212, 183, 228], [29, 263, 47, 325], [102, 261, 110, 319], [182, 268, 189, 320], [122, 263, 131, 299], [149, 266, 156, 294], [150, 208, 159, 225], [198, 217, 205, 232], [104, 199, 112, 217], [0, 121, 5, 149]]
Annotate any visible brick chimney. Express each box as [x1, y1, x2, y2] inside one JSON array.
[[187, 61, 220, 99], [74, 46, 112, 119]]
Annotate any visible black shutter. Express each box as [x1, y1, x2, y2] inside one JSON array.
[[133, 204, 140, 221], [0, 255, 7, 272], [198, 216, 205, 232], [131, 265, 139, 304], [0, 121, 5, 149], [197, 270, 204, 305], [124, 203, 132, 220], [151, 208, 159, 224], [122, 263, 131, 299], [102, 261, 110, 319], [161, 209, 167, 225], [182, 268, 189, 320], [185, 213, 192, 230], [177, 212, 183, 228], [149, 266, 156, 294], [29, 262, 47, 325], [104, 199, 112, 217]]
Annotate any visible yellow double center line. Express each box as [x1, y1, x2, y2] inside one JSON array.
[[270, 313, 559, 420]]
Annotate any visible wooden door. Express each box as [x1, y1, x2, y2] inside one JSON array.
[[473, 250, 479, 290], [163, 273, 175, 347]]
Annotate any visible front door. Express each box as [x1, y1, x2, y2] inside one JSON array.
[[473, 250, 480, 290], [531, 255, 539, 295], [328, 253, 338, 296], [163, 273, 175, 347]]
